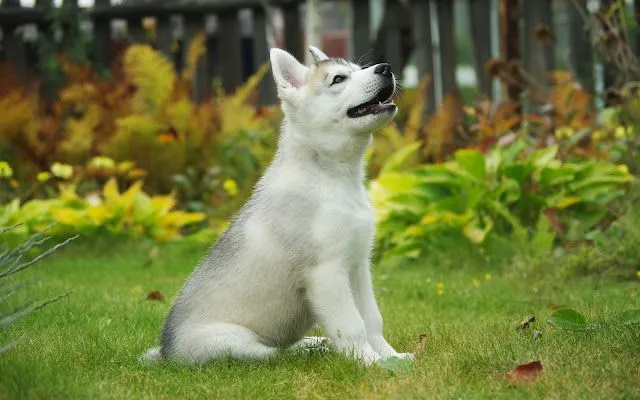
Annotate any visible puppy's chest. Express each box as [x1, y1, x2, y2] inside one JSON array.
[[313, 181, 375, 247]]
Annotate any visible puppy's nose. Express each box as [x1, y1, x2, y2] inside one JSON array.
[[374, 63, 392, 78]]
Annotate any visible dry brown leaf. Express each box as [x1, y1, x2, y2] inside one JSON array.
[[495, 115, 522, 135], [146, 290, 165, 301], [547, 71, 595, 130], [506, 360, 543, 383]]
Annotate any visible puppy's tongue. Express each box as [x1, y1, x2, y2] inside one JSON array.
[[347, 84, 396, 118], [347, 101, 395, 118]]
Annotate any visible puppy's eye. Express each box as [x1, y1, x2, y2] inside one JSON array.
[[331, 75, 347, 85]]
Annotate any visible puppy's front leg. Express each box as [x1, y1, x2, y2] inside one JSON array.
[[306, 260, 381, 365], [351, 260, 414, 360]]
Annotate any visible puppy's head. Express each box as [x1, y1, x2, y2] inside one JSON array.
[[270, 47, 398, 135]]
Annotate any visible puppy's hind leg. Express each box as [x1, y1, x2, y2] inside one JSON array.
[[171, 322, 278, 364]]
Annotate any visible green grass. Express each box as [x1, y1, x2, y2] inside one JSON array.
[[0, 238, 638, 399]]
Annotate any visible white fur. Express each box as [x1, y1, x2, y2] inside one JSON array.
[[141, 47, 412, 366]]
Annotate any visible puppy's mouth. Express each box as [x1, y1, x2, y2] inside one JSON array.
[[346, 84, 396, 118]]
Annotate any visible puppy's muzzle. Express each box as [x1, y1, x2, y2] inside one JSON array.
[[346, 63, 397, 119]]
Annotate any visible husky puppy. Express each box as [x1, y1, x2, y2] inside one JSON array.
[[141, 46, 413, 365]]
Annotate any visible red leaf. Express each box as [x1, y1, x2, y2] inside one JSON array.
[[506, 361, 543, 383], [146, 290, 165, 301], [478, 137, 497, 153]]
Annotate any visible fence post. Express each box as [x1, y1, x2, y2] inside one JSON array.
[[435, 0, 457, 97], [499, 0, 521, 103], [636, 0, 640, 57], [412, 0, 436, 114], [282, 3, 303, 61], [155, 15, 173, 60], [252, 6, 275, 104], [568, 0, 593, 93], [61, 0, 80, 42], [92, 0, 111, 72], [217, 10, 243, 93], [381, 0, 403, 73], [127, 18, 148, 44], [600, 0, 617, 99], [469, 0, 493, 99], [522, 0, 554, 91], [35, 0, 57, 103], [182, 14, 208, 101], [351, 0, 371, 62], [1, 0, 27, 84]]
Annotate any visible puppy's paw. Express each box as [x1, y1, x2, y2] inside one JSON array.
[[360, 350, 382, 365], [395, 352, 415, 360], [377, 352, 415, 361]]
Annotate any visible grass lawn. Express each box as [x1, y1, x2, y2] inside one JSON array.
[[0, 238, 638, 399]]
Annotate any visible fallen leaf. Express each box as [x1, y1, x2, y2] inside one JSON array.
[[146, 290, 165, 301], [532, 330, 543, 340], [518, 315, 536, 330], [506, 360, 543, 383], [377, 356, 413, 376], [548, 308, 588, 330]]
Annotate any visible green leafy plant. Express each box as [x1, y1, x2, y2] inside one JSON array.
[[171, 129, 275, 220], [547, 308, 591, 331], [0, 178, 206, 242], [0, 39, 279, 213], [561, 199, 640, 278], [371, 138, 634, 259], [0, 225, 75, 354], [376, 356, 413, 376]]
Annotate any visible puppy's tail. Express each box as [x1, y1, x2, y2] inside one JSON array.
[[138, 346, 163, 365]]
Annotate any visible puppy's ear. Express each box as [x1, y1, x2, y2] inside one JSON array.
[[270, 48, 308, 100], [308, 46, 329, 64]]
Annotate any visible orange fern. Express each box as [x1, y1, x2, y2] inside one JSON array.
[[424, 94, 462, 162]]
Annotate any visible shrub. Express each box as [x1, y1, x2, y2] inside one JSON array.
[[562, 196, 640, 279], [371, 138, 634, 259], [0, 36, 279, 221], [0, 173, 206, 242]]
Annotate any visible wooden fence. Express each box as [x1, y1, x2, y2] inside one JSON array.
[[0, 0, 636, 111]]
